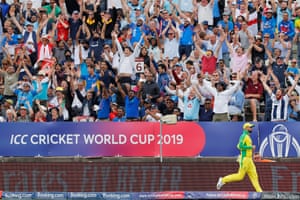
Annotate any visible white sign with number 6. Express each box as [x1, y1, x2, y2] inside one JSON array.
[[135, 58, 144, 73]]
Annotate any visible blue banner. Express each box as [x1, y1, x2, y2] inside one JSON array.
[[258, 122, 300, 158], [0, 122, 300, 157], [199, 122, 259, 157]]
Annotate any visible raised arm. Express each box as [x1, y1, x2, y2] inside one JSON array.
[[161, 19, 172, 40], [214, 29, 225, 57], [225, 35, 234, 55], [115, 76, 126, 99], [260, 73, 273, 96], [287, 75, 299, 97]]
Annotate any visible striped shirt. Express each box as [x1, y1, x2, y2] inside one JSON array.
[[271, 94, 289, 122]]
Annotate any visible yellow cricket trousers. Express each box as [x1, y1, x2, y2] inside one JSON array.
[[222, 157, 263, 192]]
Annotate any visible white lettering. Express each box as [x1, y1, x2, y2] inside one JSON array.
[[10, 134, 28, 144], [30, 134, 80, 145], [130, 134, 155, 145], [83, 134, 127, 144]]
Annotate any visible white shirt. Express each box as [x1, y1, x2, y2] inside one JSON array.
[[164, 38, 179, 59], [145, 112, 162, 122], [203, 79, 240, 114], [197, 2, 213, 26]]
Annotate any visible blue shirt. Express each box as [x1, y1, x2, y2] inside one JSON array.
[[278, 20, 295, 40], [125, 96, 140, 119], [97, 97, 111, 119], [112, 116, 127, 122], [213, 0, 220, 18], [33, 79, 49, 101], [80, 73, 99, 92], [199, 107, 213, 121], [130, 23, 150, 46], [14, 89, 37, 109], [183, 96, 201, 121], [217, 20, 234, 32], [79, 62, 88, 77], [157, 72, 170, 93], [1, 34, 18, 47], [286, 67, 299, 75], [228, 89, 245, 110], [262, 16, 276, 39], [179, 24, 194, 45]]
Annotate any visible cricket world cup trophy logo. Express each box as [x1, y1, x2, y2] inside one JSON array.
[[259, 124, 300, 158]]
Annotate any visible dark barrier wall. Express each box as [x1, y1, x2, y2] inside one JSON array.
[[1, 158, 300, 192]]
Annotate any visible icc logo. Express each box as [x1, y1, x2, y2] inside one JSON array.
[[259, 124, 300, 158]]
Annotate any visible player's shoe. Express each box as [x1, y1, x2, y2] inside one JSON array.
[[216, 177, 224, 190]]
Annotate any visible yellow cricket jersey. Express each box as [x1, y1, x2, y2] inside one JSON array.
[[237, 130, 253, 161]]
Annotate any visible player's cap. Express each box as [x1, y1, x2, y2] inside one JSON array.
[[243, 122, 255, 129]]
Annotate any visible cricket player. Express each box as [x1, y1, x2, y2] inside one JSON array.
[[216, 122, 263, 192]]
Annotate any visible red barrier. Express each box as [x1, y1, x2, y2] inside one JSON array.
[[0, 159, 299, 192]]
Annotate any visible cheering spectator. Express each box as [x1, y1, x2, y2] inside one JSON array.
[[225, 33, 253, 73], [112, 31, 142, 85], [116, 76, 140, 121], [140, 72, 160, 104], [260, 73, 298, 122], [243, 70, 264, 122], [16, 103, 34, 122], [194, 0, 214, 27], [142, 104, 162, 122], [47, 107, 64, 121], [228, 74, 245, 121], [266, 47, 290, 88], [162, 19, 179, 60], [178, 85, 203, 121], [203, 72, 241, 121], [199, 98, 213, 121], [112, 106, 126, 122], [261, 8, 276, 39]]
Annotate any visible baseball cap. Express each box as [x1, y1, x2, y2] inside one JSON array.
[[19, 106, 27, 110], [134, 6, 142, 11], [72, 10, 79, 15], [144, 99, 151, 104], [151, 104, 158, 109], [223, 10, 231, 16], [243, 122, 255, 130], [41, 34, 49, 40], [276, 56, 284, 60], [38, 70, 46, 76], [5, 99, 14, 105], [264, 7, 273, 13], [202, 20, 208, 25], [56, 86, 64, 92], [25, 22, 34, 26]]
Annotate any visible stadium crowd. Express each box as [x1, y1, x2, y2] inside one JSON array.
[[0, 0, 300, 122]]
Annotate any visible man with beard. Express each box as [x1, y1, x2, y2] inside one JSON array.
[[90, 31, 104, 63], [116, 76, 140, 121], [217, 123, 263, 192], [128, 16, 149, 47], [260, 73, 298, 122], [172, 4, 194, 58]]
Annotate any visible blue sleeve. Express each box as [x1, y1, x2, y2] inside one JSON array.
[[80, 74, 87, 80], [236, 92, 245, 110], [288, 22, 295, 39], [1, 37, 7, 47]]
